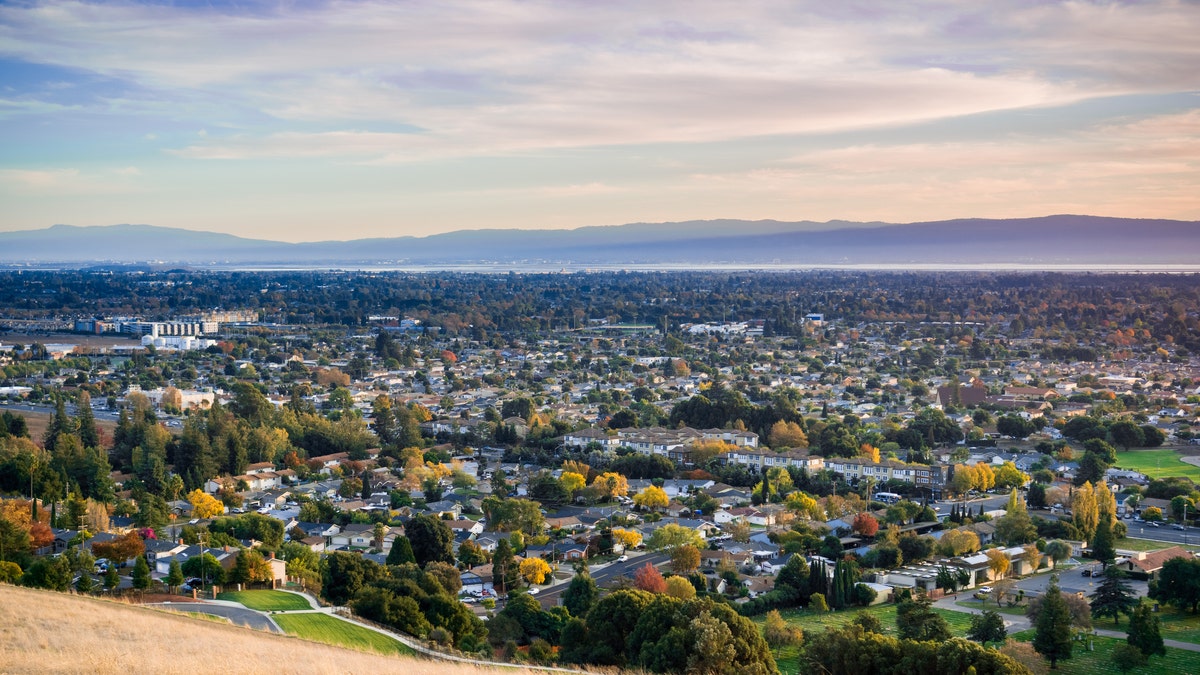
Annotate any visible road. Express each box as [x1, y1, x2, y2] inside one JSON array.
[[536, 551, 670, 608], [148, 601, 282, 632]]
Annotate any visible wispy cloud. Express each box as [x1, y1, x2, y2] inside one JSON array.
[[1, 1, 1198, 236]]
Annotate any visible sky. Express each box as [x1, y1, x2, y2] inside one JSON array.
[[1, 1, 1199, 243]]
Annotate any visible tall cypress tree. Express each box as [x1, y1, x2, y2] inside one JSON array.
[[76, 390, 101, 450]]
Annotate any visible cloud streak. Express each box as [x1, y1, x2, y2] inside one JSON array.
[[0, 0, 1198, 237]]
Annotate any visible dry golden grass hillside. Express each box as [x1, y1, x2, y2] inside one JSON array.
[[0, 584, 529, 675]]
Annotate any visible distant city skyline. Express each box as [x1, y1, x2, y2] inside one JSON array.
[[1, 1, 1198, 243]]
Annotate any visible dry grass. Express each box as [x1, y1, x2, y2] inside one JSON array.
[[0, 585, 528, 675], [9, 411, 119, 448]]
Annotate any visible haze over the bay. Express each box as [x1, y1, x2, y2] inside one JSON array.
[[2, 1, 1199, 242]]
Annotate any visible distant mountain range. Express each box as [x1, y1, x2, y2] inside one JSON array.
[[1, 215, 1197, 268]]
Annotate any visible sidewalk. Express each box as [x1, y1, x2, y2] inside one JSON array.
[[933, 594, 1200, 653]]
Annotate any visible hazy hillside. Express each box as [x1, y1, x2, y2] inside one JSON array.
[[0, 584, 515, 675], [1, 215, 1198, 266]]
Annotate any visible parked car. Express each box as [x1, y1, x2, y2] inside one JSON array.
[[1081, 569, 1092, 577], [617, 555, 628, 562], [1173, 524, 1186, 531]]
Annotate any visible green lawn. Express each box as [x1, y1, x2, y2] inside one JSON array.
[[1095, 604, 1200, 645], [1113, 449, 1200, 482], [273, 613, 416, 656], [217, 590, 313, 612], [1010, 629, 1200, 674]]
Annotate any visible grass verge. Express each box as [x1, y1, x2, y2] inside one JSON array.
[[273, 613, 416, 656], [217, 590, 313, 611]]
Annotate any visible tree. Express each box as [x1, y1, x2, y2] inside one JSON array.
[[131, 555, 152, 594], [491, 538, 519, 595], [993, 462, 1030, 491], [768, 420, 808, 449], [1091, 515, 1117, 567], [1107, 420, 1145, 451], [591, 472, 629, 500], [986, 548, 1010, 580], [1071, 482, 1099, 541], [851, 512, 879, 537], [181, 553, 225, 586], [1090, 566, 1137, 626], [633, 485, 670, 511], [563, 571, 598, 617], [1045, 540, 1072, 570], [996, 488, 1037, 546], [167, 559, 184, 593], [560, 471, 587, 496], [1150, 556, 1200, 613], [519, 557, 552, 585], [968, 609, 1007, 647], [633, 562, 667, 593], [937, 529, 981, 557], [1111, 643, 1148, 672], [231, 548, 273, 586], [896, 594, 951, 641], [406, 514, 455, 566], [671, 544, 701, 575], [665, 575, 697, 599], [321, 552, 381, 605], [1033, 575, 1073, 669], [187, 489, 224, 519], [386, 536, 416, 566], [647, 523, 704, 551], [1126, 603, 1165, 659]]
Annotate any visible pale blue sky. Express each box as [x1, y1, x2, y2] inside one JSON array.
[[1, 0, 1198, 242]]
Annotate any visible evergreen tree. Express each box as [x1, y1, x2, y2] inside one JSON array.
[[1126, 603, 1165, 658], [1090, 567, 1136, 626], [492, 538, 519, 595], [132, 555, 152, 593], [167, 560, 185, 593], [563, 571, 598, 617], [43, 394, 77, 452], [1033, 575, 1073, 669], [75, 569, 95, 594], [76, 391, 101, 450], [406, 514, 455, 566], [386, 536, 416, 565], [967, 609, 1007, 647], [896, 594, 951, 641], [807, 558, 827, 601], [1091, 516, 1116, 566]]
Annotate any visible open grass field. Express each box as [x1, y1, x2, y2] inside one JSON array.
[[272, 613, 416, 656], [1010, 629, 1200, 674], [766, 601, 976, 638], [8, 410, 119, 448], [1088, 602, 1200, 645], [217, 589, 313, 611], [1112, 449, 1200, 482], [0, 584, 507, 675]]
